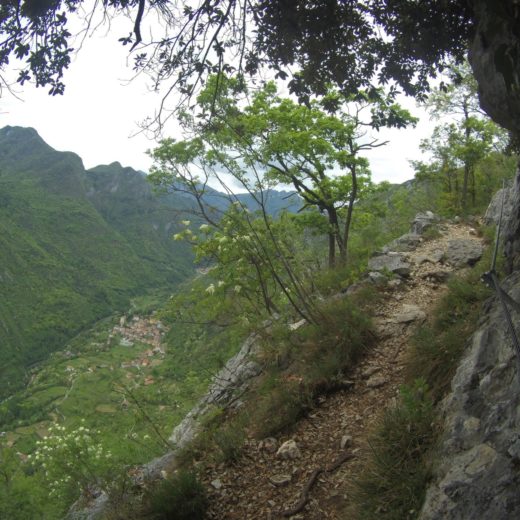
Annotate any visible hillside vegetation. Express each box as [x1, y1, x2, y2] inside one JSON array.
[[0, 126, 197, 396]]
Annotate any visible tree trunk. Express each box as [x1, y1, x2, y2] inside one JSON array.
[[328, 207, 341, 268], [461, 102, 471, 212], [328, 231, 336, 268], [340, 165, 358, 266], [470, 167, 476, 205], [462, 162, 470, 211]]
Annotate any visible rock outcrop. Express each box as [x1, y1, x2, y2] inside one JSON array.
[[419, 271, 520, 520], [168, 333, 262, 449], [505, 170, 520, 274], [469, 1, 520, 138], [484, 186, 513, 226], [367, 252, 411, 277], [419, 182, 520, 519], [445, 239, 483, 267]]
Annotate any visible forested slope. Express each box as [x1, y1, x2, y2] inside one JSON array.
[[0, 127, 193, 396]]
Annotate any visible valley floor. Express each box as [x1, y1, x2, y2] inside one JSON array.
[[199, 221, 484, 519]]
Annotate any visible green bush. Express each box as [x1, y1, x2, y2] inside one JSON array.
[[144, 471, 208, 520], [213, 424, 246, 464], [407, 255, 491, 401], [350, 380, 435, 520], [250, 293, 375, 438]]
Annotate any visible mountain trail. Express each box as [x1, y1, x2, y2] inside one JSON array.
[[200, 221, 485, 519]]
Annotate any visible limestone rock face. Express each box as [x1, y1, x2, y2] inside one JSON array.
[[368, 252, 411, 277], [469, 0, 520, 273], [484, 186, 513, 226], [419, 271, 520, 520], [504, 169, 520, 273], [445, 239, 483, 267], [468, 1, 520, 137], [169, 333, 261, 448]]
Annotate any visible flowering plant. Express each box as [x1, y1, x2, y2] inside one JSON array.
[[30, 422, 117, 501]]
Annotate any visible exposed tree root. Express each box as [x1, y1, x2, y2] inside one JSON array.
[[278, 452, 354, 517]]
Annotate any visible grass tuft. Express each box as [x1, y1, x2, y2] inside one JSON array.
[[142, 470, 208, 520], [349, 379, 435, 520]]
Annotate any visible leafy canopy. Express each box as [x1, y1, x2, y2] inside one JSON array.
[[1, 1, 474, 117]]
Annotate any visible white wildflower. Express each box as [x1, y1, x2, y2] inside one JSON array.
[[234, 285, 242, 294], [181, 220, 190, 226], [205, 284, 215, 295]]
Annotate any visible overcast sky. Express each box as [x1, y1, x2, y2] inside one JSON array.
[[0, 15, 434, 185]]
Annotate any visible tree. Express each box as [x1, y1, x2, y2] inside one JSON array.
[[413, 65, 508, 213], [150, 76, 416, 268]]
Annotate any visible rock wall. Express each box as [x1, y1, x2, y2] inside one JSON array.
[[469, 1, 520, 138], [505, 168, 520, 274], [419, 184, 520, 519], [469, 0, 520, 271]]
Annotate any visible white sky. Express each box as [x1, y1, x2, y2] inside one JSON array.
[[0, 13, 434, 184]]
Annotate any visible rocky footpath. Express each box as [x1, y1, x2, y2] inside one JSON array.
[[198, 215, 485, 519]]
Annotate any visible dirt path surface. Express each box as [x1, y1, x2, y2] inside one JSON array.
[[201, 222, 484, 520]]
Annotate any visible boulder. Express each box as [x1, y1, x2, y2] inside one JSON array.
[[340, 434, 353, 449], [411, 211, 439, 235], [259, 437, 278, 453], [367, 271, 388, 284], [368, 252, 411, 277], [393, 304, 426, 323], [276, 439, 301, 460], [384, 233, 422, 252], [415, 249, 444, 265], [421, 271, 451, 284], [366, 375, 388, 388], [445, 240, 483, 267]]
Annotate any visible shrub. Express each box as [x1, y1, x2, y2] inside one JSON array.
[[213, 424, 246, 464], [30, 422, 120, 502], [144, 471, 208, 520]]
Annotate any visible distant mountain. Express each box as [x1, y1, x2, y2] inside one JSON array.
[[0, 126, 302, 397], [0, 127, 194, 396], [189, 184, 302, 216]]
